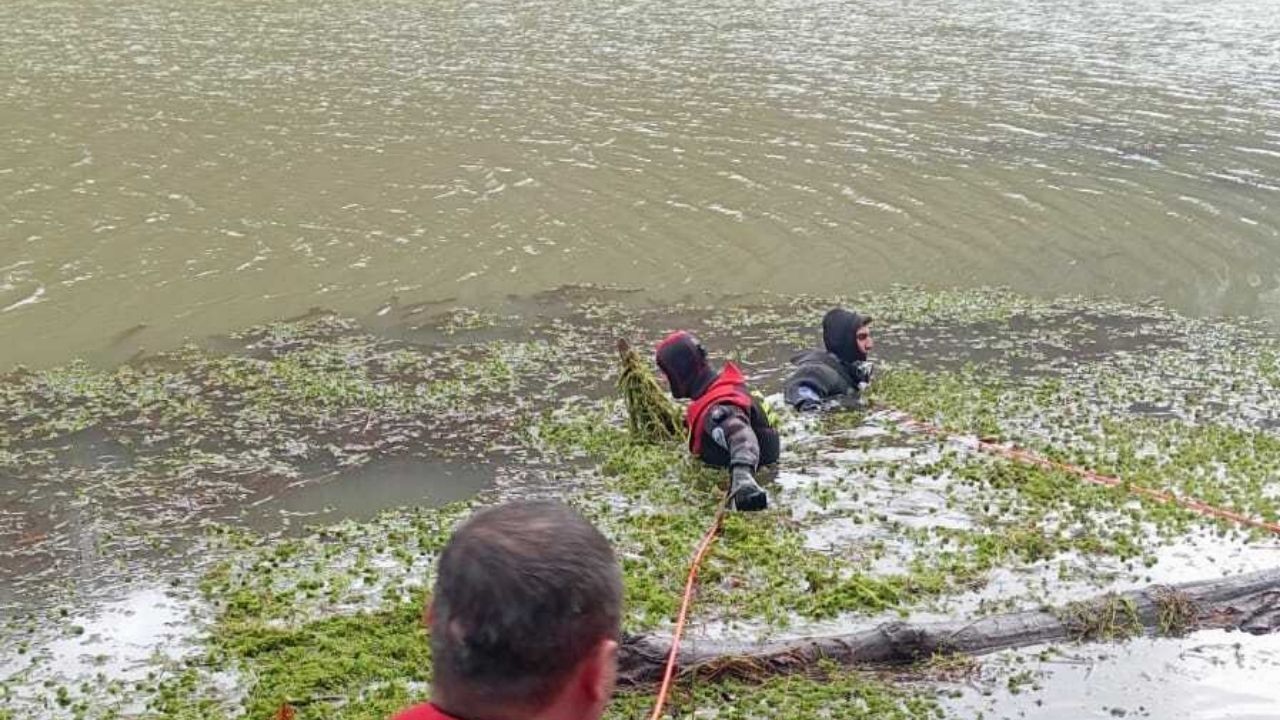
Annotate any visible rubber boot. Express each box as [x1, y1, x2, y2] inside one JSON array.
[[728, 466, 768, 512]]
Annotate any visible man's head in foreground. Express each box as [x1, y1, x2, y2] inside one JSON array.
[[420, 501, 623, 720]]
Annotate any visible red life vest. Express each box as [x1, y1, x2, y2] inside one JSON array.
[[685, 363, 754, 455], [390, 704, 460, 720]]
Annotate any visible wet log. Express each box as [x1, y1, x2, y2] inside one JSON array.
[[617, 566, 1280, 687]]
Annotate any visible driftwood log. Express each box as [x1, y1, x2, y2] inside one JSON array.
[[618, 566, 1280, 687]]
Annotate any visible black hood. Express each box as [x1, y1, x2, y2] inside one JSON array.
[[655, 331, 714, 400], [822, 308, 871, 364]]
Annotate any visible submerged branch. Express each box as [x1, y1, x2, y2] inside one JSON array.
[[618, 566, 1280, 687]]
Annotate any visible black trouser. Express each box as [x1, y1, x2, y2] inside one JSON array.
[[698, 426, 780, 468]]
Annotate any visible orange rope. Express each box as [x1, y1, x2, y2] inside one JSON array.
[[648, 494, 729, 720], [899, 416, 1280, 536]]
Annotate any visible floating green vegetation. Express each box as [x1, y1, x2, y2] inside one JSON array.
[[937, 456, 1160, 561], [703, 287, 1043, 336], [0, 312, 585, 465], [200, 504, 472, 628], [11, 287, 1280, 719], [866, 362, 1280, 541], [437, 307, 501, 334], [176, 602, 430, 720], [0, 310, 621, 617], [159, 415, 980, 718], [818, 407, 869, 433], [143, 505, 474, 720], [539, 407, 999, 629], [867, 366, 1007, 439]]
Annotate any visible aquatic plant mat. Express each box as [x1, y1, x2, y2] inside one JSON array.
[[5, 286, 1280, 719]]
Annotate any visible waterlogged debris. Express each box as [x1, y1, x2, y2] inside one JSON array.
[[1154, 587, 1200, 637], [614, 567, 1280, 689], [1058, 594, 1143, 642]]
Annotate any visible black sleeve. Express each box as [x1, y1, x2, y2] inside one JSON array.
[[783, 362, 851, 407], [783, 373, 820, 409], [702, 403, 760, 469]]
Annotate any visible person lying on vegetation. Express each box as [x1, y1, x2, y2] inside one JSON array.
[[391, 501, 623, 720], [783, 307, 875, 411], [655, 331, 779, 511]]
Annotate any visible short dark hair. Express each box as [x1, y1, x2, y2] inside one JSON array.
[[430, 501, 623, 712]]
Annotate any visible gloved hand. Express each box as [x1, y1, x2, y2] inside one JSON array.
[[797, 398, 821, 412], [855, 361, 875, 388], [792, 384, 823, 412], [728, 465, 768, 512]]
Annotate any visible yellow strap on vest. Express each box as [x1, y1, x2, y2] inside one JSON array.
[[750, 390, 780, 428]]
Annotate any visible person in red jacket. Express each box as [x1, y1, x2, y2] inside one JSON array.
[[391, 501, 623, 720], [655, 331, 780, 512]]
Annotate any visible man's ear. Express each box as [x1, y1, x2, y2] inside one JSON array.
[[580, 637, 619, 703]]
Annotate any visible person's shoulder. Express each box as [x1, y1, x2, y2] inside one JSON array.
[[390, 703, 455, 720], [788, 348, 839, 363]]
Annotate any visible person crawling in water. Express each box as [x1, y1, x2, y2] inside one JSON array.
[[783, 308, 874, 412], [655, 331, 779, 511]]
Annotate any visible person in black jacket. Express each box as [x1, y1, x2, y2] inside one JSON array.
[[783, 308, 874, 411], [655, 331, 779, 511]]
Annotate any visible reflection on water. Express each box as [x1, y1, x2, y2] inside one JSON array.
[[235, 455, 491, 532], [0, 587, 191, 682], [0, 587, 198, 716], [944, 631, 1280, 720], [2, 0, 1279, 367], [0, 452, 491, 612]]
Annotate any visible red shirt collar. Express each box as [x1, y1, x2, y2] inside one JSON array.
[[390, 703, 462, 720]]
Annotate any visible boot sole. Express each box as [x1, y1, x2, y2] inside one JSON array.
[[730, 488, 768, 512]]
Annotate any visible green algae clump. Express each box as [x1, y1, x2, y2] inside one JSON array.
[[615, 338, 684, 445]]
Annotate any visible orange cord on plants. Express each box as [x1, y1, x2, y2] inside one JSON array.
[[898, 415, 1280, 536], [647, 494, 729, 720]]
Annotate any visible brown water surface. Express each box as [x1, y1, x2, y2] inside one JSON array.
[[3, 0, 1279, 368]]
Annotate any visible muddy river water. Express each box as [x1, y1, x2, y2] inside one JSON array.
[[2, 0, 1279, 369]]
